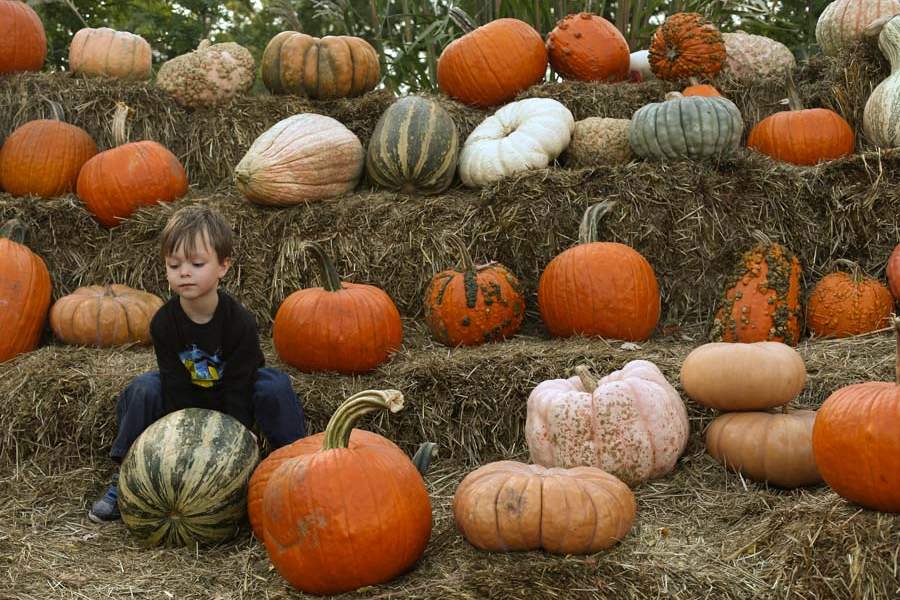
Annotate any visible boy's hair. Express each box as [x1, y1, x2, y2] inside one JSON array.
[[160, 205, 234, 263]]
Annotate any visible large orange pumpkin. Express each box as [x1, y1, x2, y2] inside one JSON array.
[[0, 0, 46, 75], [806, 262, 893, 338], [76, 103, 188, 228], [648, 12, 725, 81], [812, 316, 900, 512], [272, 242, 403, 373], [0, 220, 52, 363], [437, 10, 548, 108], [69, 27, 152, 81], [546, 13, 629, 82], [49, 284, 164, 347], [538, 202, 660, 341], [261, 389, 432, 594]]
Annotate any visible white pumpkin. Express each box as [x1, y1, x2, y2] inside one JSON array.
[[816, 0, 900, 55], [629, 50, 654, 80], [864, 15, 900, 147], [458, 98, 574, 187], [567, 117, 632, 167], [721, 32, 795, 82], [156, 40, 256, 108]]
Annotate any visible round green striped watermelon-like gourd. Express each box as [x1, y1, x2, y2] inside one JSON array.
[[118, 408, 260, 547], [366, 96, 459, 195]]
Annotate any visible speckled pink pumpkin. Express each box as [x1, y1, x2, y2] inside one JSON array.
[[525, 360, 689, 487]]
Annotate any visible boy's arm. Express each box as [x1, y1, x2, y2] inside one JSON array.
[[150, 316, 194, 409], [220, 309, 265, 406]]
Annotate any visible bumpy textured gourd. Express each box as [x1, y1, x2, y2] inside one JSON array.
[[156, 40, 256, 108], [864, 16, 900, 148]]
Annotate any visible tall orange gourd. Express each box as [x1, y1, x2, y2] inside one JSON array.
[[546, 13, 629, 82], [0, 0, 47, 75], [0, 220, 52, 363]]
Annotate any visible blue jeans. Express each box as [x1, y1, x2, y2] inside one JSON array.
[[110, 368, 307, 461]]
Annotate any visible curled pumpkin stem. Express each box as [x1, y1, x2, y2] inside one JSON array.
[[574, 364, 599, 393], [112, 102, 132, 147], [578, 201, 618, 245], [322, 389, 404, 450], [303, 241, 344, 292]]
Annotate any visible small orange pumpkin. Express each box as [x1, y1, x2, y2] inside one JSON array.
[[0, 220, 52, 363], [682, 78, 722, 97], [49, 284, 164, 347], [0, 0, 46, 75], [806, 261, 893, 338], [546, 13, 629, 82], [648, 12, 726, 81]]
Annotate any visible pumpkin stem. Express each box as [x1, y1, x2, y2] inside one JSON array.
[[578, 201, 618, 245], [0, 219, 27, 244], [573, 364, 599, 393], [750, 229, 774, 247], [664, 91, 685, 101], [446, 234, 475, 273], [322, 389, 404, 450], [112, 102, 132, 147], [894, 315, 900, 386], [46, 100, 65, 122], [832, 258, 864, 283], [784, 70, 804, 112], [303, 241, 344, 292], [412, 442, 437, 475], [198, 39, 211, 51], [448, 6, 478, 33]]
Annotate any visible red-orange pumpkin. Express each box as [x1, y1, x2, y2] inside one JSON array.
[[546, 13, 629, 82], [0, 0, 47, 75], [648, 12, 725, 81], [887, 244, 900, 301], [806, 262, 893, 338], [682, 78, 722, 97], [0, 220, 52, 363]]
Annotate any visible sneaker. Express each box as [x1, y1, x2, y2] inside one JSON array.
[[88, 472, 121, 523]]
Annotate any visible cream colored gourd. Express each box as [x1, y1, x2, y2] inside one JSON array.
[[816, 0, 900, 55], [458, 98, 574, 187], [526, 360, 689, 487], [864, 16, 900, 147], [156, 40, 256, 108], [69, 27, 152, 80], [567, 118, 632, 167], [721, 32, 795, 82]]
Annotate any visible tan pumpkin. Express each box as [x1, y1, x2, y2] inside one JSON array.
[[49, 284, 163, 347], [156, 40, 256, 108], [69, 27, 152, 81], [721, 32, 796, 83], [566, 117, 632, 167], [453, 461, 635, 554]]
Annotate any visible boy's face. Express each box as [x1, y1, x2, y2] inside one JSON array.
[[165, 233, 231, 301]]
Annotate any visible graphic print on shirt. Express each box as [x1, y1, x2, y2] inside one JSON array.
[[178, 344, 225, 388]]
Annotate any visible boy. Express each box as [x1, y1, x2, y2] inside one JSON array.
[[89, 205, 306, 522]]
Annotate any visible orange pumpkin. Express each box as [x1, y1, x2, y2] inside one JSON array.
[[424, 236, 524, 347], [69, 27, 152, 81], [711, 235, 802, 345], [437, 10, 548, 108], [812, 316, 900, 512], [806, 262, 893, 338], [0, 220, 51, 363], [886, 244, 900, 301], [546, 13, 629, 82], [0, 103, 97, 198], [682, 78, 722, 97], [49, 284, 164, 347], [76, 103, 188, 228], [261, 389, 432, 594], [648, 12, 725, 81], [538, 202, 660, 341], [0, 0, 46, 75], [273, 242, 403, 373]]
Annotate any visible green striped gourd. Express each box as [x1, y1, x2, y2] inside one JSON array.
[[864, 16, 900, 148], [119, 408, 259, 547], [366, 96, 459, 195]]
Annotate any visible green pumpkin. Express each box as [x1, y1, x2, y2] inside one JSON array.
[[118, 408, 259, 547], [628, 94, 743, 160], [366, 95, 459, 195]]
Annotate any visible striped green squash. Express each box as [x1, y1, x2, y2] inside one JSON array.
[[366, 95, 459, 195], [118, 408, 259, 547]]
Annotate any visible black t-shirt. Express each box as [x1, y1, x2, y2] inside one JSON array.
[[149, 290, 264, 429]]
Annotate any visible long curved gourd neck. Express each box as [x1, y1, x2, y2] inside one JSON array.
[[578, 201, 618, 245], [880, 17, 900, 72]]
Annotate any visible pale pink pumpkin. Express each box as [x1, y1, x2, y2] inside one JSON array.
[[526, 360, 689, 486]]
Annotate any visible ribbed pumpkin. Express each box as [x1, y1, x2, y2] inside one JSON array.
[[49, 284, 163, 347], [0, 103, 97, 198], [69, 27, 152, 80], [235, 113, 363, 206], [648, 12, 725, 81], [424, 236, 524, 347], [812, 316, 900, 512], [262, 389, 432, 595], [437, 10, 548, 108], [538, 202, 660, 341], [0, 0, 46, 75], [706, 408, 821, 489], [721, 32, 796, 83], [366, 96, 459, 195], [76, 103, 188, 228], [453, 461, 635, 554], [156, 39, 256, 108], [261, 31, 379, 99], [816, 0, 900, 56], [118, 408, 259, 547], [887, 244, 900, 300], [273, 242, 403, 374], [864, 15, 900, 148], [0, 220, 51, 364], [682, 78, 722, 97], [711, 235, 802, 345], [806, 262, 893, 338], [546, 13, 629, 82]]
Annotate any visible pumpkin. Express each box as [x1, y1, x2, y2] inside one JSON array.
[[887, 244, 900, 300], [648, 12, 726, 81], [261, 31, 379, 99], [812, 316, 900, 512], [76, 103, 188, 228], [49, 284, 163, 347], [629, 92, 743, 160], [0, 0, 46, 75], [566, 117, 632, 167], [69, 27, 152, 81], [546, 13, 630, 82], [273, 242, 403, 374], [262, 389, 432, 594], [437, 10, 548, 108], [423, 236, 524, 347], [235, 113, 363, 206], [366, 95, 459, 195], [156, 39, 255, 108], [453, 461, 635, 554], [863, 15, 900, 148], [0, 220, 51, 364], [816, 0, 900, 56], [526, 361, 689, 487], [682, 78, 722, 97], [629, 50, 654, 80], [458, 98, 574, 187], [118, 408, 259, 547], [706, 408, 821, 489], [711, 235, 802, 345], [538, 202, 660, 341], [680, 342, 806, 411], [806, 262, 893, 338], [721, 31, 796, 83], [0, 103, 97, 198]]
